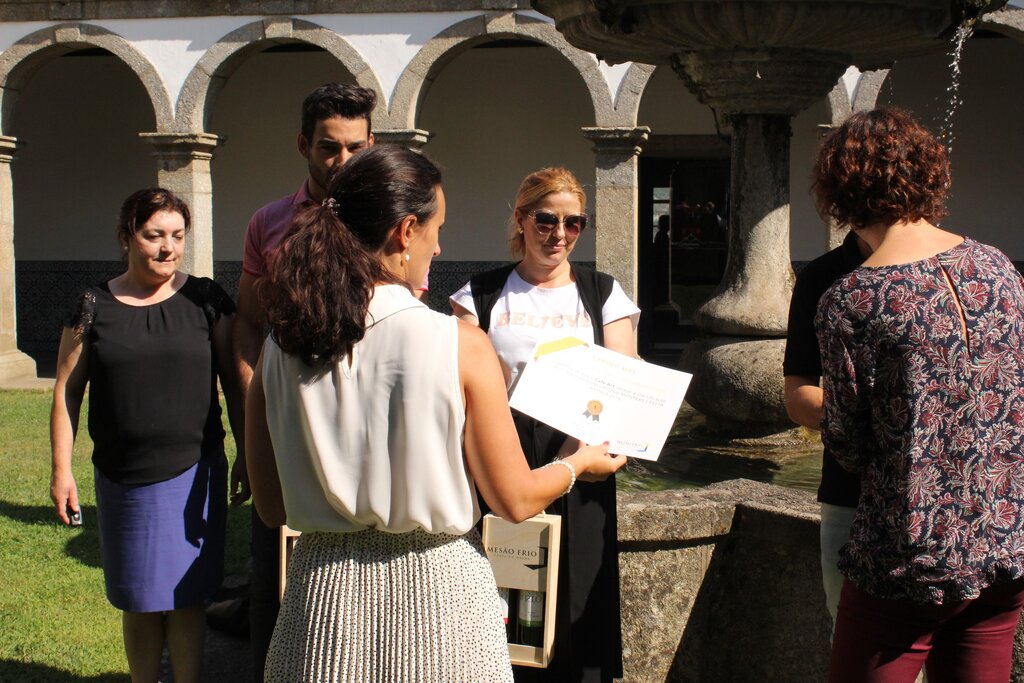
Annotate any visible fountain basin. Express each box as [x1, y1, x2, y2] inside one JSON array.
[[534, 0, 1010, 83]]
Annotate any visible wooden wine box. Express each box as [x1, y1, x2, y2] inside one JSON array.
[[278, 525, 302, 601], [482, 513, 562, 668]]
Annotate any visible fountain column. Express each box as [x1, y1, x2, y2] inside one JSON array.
[[140, 133, 221, 278], [0, 135, 36, 381], [680, 114, 796, 435], [581, 126, 650, 300], [673, 54, 849, 435]]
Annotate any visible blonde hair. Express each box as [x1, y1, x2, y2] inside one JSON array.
[[507, 167, 587, 258]]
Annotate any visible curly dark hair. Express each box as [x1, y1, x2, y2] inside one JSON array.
[[811, 107, 951, 230], [117, 187, 191, 258], [301, 83, 377, 142], [264, 145, 442, 365]]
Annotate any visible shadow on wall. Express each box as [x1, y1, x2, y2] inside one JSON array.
[[670, 504, 831, 682]]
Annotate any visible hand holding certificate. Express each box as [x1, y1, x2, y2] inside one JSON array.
[[508, 337, 692, 461]]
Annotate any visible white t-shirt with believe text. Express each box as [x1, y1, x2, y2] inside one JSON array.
[[450, 269, 640, 389]]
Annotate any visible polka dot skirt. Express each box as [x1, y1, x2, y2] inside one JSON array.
[[265, 527, 514, 683]]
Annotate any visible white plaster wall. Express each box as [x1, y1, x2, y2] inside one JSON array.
[[879, 35, 1024, 259], [637, 66, 718, 136], [419, 44, 595, 262], [789, 98, 832, 261], [12, 53, 156, 260], [209, 50, 355, 261]]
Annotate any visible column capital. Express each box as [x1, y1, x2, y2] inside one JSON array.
[[581, 126, 650, 157], [139, 132, 222, 161], [0, 136, 24, 163], [372, 129, 433, 150]]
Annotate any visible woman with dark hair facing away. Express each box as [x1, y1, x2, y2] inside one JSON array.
[[814, 108, 1024, 683], [244, 145, 627, 682], [49, 188, 242, 682], [450, 167, 639, 683]]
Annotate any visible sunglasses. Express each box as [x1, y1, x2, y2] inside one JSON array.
[[528, 211, 588, 238]]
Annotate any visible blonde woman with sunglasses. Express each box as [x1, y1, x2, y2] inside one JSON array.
[[450, 167, 639, 683]]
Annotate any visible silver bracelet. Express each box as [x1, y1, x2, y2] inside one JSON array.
[[544, 459, 577, 496]]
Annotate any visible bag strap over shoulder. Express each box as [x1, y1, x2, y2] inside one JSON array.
[[470, 261, 615, 345], [470, 262, 519, 333], [569, 262, 615, 347]]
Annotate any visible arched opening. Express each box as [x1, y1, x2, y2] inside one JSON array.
[[417, 38, 594, 309], [208, 43, 357, 296], [12, 47, 155, 374], [878, 31, 1024, 261]]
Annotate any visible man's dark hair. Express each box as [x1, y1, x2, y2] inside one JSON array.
[[300, 83, 377, 141], [265, 145, 442, 365]]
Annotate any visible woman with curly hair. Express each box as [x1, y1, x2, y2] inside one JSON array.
[[814, 107, 1024, 682]]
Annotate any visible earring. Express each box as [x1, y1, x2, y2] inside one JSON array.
[[404, 253, 411, 262]]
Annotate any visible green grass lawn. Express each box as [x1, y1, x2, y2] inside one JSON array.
[[0, 389, 250, 682]]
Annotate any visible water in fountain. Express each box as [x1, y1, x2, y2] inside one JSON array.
[[617, 403, 824, 492], [937, 17, 978, 155]]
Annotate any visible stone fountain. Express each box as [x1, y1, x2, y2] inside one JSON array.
[[533, 0, 1008, 436]]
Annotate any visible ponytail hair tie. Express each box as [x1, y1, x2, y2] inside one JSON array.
[[322, 197, 338, 210]]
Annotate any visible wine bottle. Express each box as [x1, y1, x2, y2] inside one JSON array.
[[498, 587, 514, 641], [517, 590, 544, 646]]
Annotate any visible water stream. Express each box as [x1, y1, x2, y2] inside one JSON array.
[[937, 17, 977, 155]]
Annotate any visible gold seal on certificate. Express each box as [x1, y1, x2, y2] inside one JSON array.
[[509, 337, 692, 461]]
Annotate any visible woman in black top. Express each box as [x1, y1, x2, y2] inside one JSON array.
[[49, 188, 243, 683]]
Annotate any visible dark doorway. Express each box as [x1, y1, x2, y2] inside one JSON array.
[[637, 135, 730, 359]]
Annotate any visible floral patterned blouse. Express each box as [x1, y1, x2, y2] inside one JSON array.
[[816, 237, 1024, 605]]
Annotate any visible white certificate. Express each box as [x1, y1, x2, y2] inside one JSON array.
[[508, 337, 691, 461]]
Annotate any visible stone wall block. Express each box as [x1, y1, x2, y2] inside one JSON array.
[[258, 0, 296, 13], [620, 545, 716, 682], [618, 481, 830, 682], [263, 17, 295, 40], [50, 2, 84, 20], [619, 494, 735, 543], [53, 25, 82, 43], [483, 10, 516, 33]]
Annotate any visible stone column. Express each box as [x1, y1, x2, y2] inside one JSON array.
[[694, 114, 794, 337], [139, 133, 221, 278], [681, 113, 796, 435], [372, 129, 432, 150], [0, 135, 37, 381], [581, 126, 650, 301]]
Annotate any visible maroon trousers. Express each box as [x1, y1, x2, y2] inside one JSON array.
[[829, 577, 1024, 683]]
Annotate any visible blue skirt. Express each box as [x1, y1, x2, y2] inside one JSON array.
[[94, 454, 227, 612]]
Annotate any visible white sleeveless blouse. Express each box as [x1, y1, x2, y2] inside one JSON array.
[[261, 285, 478, 535]]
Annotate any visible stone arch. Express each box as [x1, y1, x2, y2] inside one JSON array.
[[850, 69, 891, 112], [980, 7, 1024, 44], [0, 23, 172, 135], [387, 13, 613, 130], [612, 62, 657, 126], [175, 17, 385, 134]]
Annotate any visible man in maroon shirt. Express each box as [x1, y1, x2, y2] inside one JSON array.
[[232, 82, 376, 681]]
